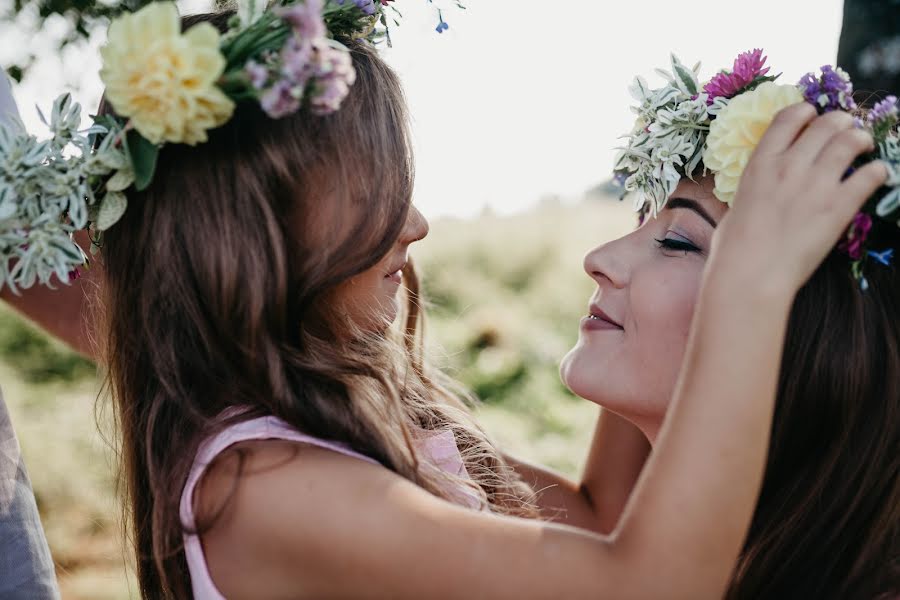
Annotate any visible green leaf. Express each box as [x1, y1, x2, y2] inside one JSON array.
[[96, 191, 128, 231], [105, 168, 134, 192], [876, 187, 900, 217], [672, 61, 698, 96], [125, 130, 159, 192]]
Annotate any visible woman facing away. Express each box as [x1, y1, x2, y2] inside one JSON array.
[[560, 53, 899, 599], [0, 5, 889, 600]]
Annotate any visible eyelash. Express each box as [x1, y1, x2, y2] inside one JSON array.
[[654, 237, 701, 254]]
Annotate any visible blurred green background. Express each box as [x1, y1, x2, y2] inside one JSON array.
[[3, 197, 635, 599]]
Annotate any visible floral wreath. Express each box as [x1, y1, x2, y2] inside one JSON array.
[[0, 0, 463, 292], [614, 49, 900, 289]]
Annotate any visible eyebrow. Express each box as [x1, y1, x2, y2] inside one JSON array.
[[665, 197, 719, 228]]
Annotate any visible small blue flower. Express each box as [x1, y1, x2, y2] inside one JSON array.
[[435, 9, 449, 33], [867, 248, 894, 266]]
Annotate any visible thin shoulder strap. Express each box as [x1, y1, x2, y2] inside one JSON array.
[[180, 415, 380, 600]]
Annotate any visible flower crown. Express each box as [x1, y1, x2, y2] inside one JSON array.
[[614, 49, 900, 289], [0, 0, 462, 292]]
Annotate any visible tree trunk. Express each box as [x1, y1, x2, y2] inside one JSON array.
[[837, 0, 900, 106]]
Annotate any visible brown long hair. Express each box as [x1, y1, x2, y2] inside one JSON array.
[[726, 218, 900, 598], [99, 12, 536, 598]]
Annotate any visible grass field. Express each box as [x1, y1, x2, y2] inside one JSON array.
[[3, 197, 635, 598]]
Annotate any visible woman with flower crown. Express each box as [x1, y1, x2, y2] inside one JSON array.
[[558, 50, 899, 598], [0, 2, 890, 598]]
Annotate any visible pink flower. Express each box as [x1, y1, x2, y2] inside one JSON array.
[[703, 48, 771, 104]]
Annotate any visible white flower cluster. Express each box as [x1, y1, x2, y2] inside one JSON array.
[[0, 94, 131, 292], [613, 55, 724, 216]]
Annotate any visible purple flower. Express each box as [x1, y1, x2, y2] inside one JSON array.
[[335, 0, 377, 15], [840, 212, 873, 260], [276, 0, 326, 41], [703, 48, 770, 105], [260, 80, 302, 119], [245, 60, 269, 89], [307, 41, 357, 115], [280, 37, 314, 85], [870, 95, 899, 125], [798, 65, 857, 112]]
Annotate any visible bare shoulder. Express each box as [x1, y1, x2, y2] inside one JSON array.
[[195, 439, 399, 599], [192, 438, 594, 600]]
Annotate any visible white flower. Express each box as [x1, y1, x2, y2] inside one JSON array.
[[704, 82, 804, 205]]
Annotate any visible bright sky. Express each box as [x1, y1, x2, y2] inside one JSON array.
[[2, 0, 845, 218]]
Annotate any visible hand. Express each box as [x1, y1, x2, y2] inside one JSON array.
[[711, 103, 888, 296]]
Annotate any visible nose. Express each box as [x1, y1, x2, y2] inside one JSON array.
[[400, 205, 429, 245], [583, 235, 630, 289]]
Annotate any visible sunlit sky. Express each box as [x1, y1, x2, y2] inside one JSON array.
[[1, 0, 845, 218]]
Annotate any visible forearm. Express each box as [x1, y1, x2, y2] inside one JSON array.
[[0, 231, 100, 359], [579, 409, 650, 533], [611, 266, 792, 596], [504, 453, 595, 528], [0, 78, 98, 358], [508, 408, 650, 534]]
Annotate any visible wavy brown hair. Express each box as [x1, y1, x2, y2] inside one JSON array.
[[99, 12, 536, 599], [724, 212, 900, 597]]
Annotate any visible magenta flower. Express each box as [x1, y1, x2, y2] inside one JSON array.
[[840, 212, 873, 260], [703, 48, 771, 105]]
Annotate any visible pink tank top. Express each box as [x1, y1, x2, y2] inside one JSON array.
[[179, 414, 480, 599]]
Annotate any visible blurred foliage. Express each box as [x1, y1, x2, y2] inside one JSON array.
[[0, 305, 94, 383], [414, 201, 635, 435], [3, 0, 147, 81], [2, 0, 227, 82]]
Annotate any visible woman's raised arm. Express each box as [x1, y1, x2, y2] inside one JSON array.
[[0, 75, 97, 358]]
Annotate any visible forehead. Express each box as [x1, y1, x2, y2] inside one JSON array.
[[670, 175, 729, 221]]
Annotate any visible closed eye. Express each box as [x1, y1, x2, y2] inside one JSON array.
[[654, 237, 701, 254]]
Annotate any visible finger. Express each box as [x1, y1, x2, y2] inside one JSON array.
[[787, 110, 856, 163], [753, 102, 818, 156], [838, 160, 889, 214], [814, 128, 875, 179]]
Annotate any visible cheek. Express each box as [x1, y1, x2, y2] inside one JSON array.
[[335, 268, 400, 332], [628, 263, 704, 403], [560, 260, 705, 423]]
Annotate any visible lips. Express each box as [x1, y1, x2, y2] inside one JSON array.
[[587, 303, 623, 329], [385, 258, 408, 282]]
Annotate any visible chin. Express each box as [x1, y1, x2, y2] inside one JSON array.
[[560, 343, 607, 406], [561, 342, 664, 437]]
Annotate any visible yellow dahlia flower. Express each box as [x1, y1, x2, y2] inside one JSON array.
[[99, 2, 235, 145], [704, 81, 804, 205]]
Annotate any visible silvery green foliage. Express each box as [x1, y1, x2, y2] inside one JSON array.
[[614, 55, 713, 216], [0, 93, 131, 292], [876, 136, 900, 221]]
